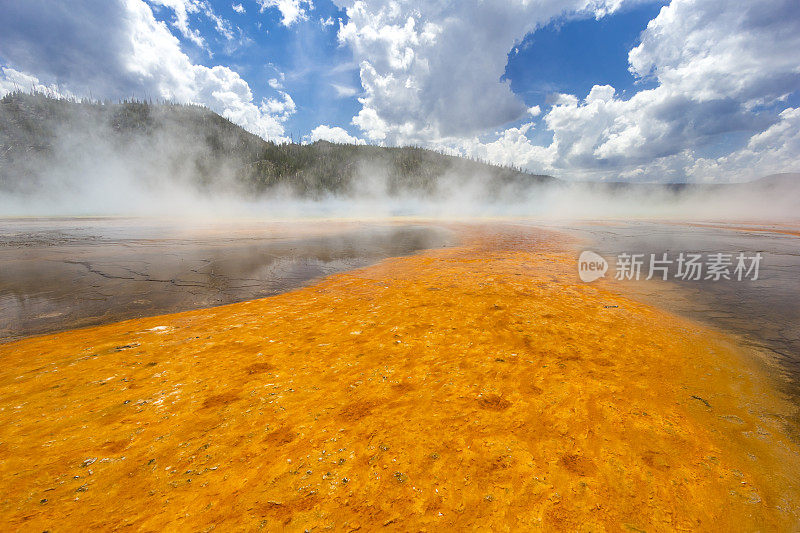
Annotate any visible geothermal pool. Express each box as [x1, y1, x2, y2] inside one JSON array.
[[0, 218, 454, 340], [559, 221, 800, 393], [3, 217, 797, 375], [1, 219, 799, 530], [3, 217, 798, 391]]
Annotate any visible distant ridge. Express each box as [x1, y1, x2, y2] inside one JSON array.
[[750, 173, 800, 187], [565, 172, 800, 193], [2, 92, 795, 203], [0, 92, 556, 198]]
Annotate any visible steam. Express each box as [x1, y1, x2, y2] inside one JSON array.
[[1, 99, 798, 222]]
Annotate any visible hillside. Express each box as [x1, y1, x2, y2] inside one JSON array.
[[750, 173, 800, 188], [0, 92, 555, 199]]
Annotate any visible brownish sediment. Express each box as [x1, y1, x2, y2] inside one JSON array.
[[677, 221, 800, 237], [1, 223, 798, 531]]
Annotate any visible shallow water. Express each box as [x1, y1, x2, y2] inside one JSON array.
[[4, 223, 797, 530], [560, 221, 800, 390], [0, 218, 454, 340]]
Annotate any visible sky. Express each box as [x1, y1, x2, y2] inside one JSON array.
[[1, 0, 799, 182]]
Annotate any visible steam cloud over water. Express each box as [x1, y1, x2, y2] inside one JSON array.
[[1, 95, 798, 221]]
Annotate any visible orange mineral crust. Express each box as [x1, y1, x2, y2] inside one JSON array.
[[1, 224, 798, 531]]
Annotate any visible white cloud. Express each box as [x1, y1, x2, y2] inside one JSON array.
[[2, 0, 798, 182], [0, 0, 293, 141], [203, 3, 236, 40], [334, 0, 631, 144], [449, 124, 555, 174], [0, 67, 70, 98], [232, 3, 245, 14], [261, 91, 296, 122], [331, 83, 358, 98], [147, 0, 234, 49], [148, 0, 205, 48], [333, 0, 800, 181], [352, 105, 390, 141], [628, 0, 800, 106], [687, 107, 800, 181], [257, 0, 313, 26], [305, 124, 365, 144], [530, 0, 800, 179]]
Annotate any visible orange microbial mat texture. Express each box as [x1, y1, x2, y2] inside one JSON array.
[[1, 224, 798, 531]]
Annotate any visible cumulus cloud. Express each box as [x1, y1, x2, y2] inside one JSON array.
[[532, 0, 800, 180], [334, 0, 631, 144], [305, 125, 366, 144], [232, 3, 245, 14], [451, 124, 555, 175], [628, 0, 800, 105], [0, 0, 294, 141], [686, 107, 800, 182], [0, 67, 70, 99], [2, 0, 798, 182], [348, 0, 799, 181], [257, 0, 313, 26], [542, 84, 771, 171]]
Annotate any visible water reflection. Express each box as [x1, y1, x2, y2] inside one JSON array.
[[562, 221, 800, 390], [0, 218, 454, 340]]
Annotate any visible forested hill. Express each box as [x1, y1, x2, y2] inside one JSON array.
[[0, 92, 555, 198]]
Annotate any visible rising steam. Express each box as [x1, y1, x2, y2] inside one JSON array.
[[1, 94, 798, 221]]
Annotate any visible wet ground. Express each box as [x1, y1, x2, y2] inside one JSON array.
[[558, 221, 800, 390], [2, 224, 798, 530], [0, 218, 454, 340], [2, 222, 800, 530], [3, 217, 798, 380]]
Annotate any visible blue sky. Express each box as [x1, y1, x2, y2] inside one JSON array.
[[1, 0, 799, 182], [503, 3, 664, 110], [148, 1, 664, 143], [156, 0, 361, 140]]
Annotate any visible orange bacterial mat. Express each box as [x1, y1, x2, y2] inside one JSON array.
[[1, 224, 798, 531]]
